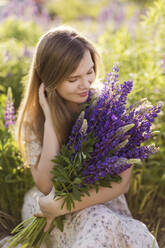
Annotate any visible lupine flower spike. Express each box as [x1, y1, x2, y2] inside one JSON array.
[[4, 87, 15, 128]]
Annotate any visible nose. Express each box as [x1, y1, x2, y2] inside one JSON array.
[[79, 76, 91, 89]]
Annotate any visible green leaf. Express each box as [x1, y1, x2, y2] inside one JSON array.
[[53, 166, 71, 182], [70, 197, 76, 209], [66, 198, 71, 211], [53, 216, 65, 232], [95, 184, 99, 193], [80, 187, 90, 196], [62, 156, 71, 164], [99, 181, 112, 188], [70, 145, 76, 153], [73, 177, 82, 184], [60, 197, 67, 210], [72, 186, 81, 201], [78, 153, 82, 163]]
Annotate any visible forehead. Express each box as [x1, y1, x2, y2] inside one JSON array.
[[70, 50, 94, 76]]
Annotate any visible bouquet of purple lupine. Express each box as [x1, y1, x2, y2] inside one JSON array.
[[8, 64, 162, 248]]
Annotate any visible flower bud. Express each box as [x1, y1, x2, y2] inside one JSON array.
[[80, 119, 88, 136], [114, 139, 129, 151], [73, 178, 82, 184], [78, 111, 85, 122], [148, 144, 160, 154], [115, 123, 135, 137], [127, 159, 141, 165]]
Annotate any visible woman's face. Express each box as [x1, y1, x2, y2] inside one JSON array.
[[56, 49, 96, 111]]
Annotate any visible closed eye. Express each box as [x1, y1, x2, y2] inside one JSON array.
[[68, 66, 94, 83], [69, 79, 77, 83], [87, 68, 94, 74]]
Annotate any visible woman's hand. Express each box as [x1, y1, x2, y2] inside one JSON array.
[[34, 187, 59, 232], [38, 83, 52, 121]]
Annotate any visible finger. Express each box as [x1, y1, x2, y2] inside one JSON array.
[[50, 187, 55, 195], [39, 82, 43, 91], [41, 83, 45, 92], [39, 83, 47, 100], [43, 219, 53, 232], [34, 211, 44, 218], [38, 195, 46, 206], [40, 82, 44, 88], [39, 83, 44, 94]]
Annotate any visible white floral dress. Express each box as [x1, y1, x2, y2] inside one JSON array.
[[0, 131, 159, 248]]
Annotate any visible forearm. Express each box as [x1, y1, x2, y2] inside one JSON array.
[[31, 118, 60, 195], [55, 167, 132, 216]]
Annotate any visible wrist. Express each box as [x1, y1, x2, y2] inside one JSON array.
[[44, 118, 60, 152], [44, 116, 55, 133], [45, 114, 53, 124], [54, 197, 71, 217]]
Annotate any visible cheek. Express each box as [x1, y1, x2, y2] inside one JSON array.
[[89, 72, 96, 82], [57, 84, 70, 98], [64, 84, 79, 97], [58, 83, 73, 93], [68, 83, 78, 91]]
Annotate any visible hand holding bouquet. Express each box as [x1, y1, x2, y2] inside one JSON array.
[[8, 64, 163, 248]]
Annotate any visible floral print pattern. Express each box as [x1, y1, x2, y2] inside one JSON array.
[[20, 187, 160, 247]]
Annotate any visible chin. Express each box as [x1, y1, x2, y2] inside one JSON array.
[[77, 98, 88, 103], [68, 95, 88, 105], [78, 95, 88, 100]]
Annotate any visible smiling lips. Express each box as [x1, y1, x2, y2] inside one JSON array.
[[78, 91, 88, 97]]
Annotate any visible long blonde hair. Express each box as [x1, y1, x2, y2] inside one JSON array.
[[15, 25, 102, 167]]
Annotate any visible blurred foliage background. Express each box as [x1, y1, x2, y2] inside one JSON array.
[[0, 0, 164, 247]]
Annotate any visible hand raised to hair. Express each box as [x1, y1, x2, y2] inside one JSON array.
[[38, 83, 52, 120]]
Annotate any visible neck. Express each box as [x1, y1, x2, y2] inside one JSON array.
[[66, 102, 82, 114]]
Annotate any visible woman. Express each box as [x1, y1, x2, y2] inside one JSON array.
[[0, 25, 159, 248]]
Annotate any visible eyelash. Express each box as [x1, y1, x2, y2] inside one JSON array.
[[69, 69, 94, 83]]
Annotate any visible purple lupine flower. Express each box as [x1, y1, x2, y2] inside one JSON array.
[[4, 87, 15, 128], [61, 64, 162, 188], [68, 110, 85, 147], [85, 74, 160, 182]]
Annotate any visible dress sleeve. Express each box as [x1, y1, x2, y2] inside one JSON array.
[[23, 125, 42, 167]]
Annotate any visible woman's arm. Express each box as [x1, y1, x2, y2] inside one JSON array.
[[36, 166, 133, 232], [55, 166, 132, 216], [30, 118, 60, 195]]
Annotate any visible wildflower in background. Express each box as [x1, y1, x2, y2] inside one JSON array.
[[3, 51, 11, 63], [98, 2, 125, 26], [23, 45, 32, 58], [4, 87, 15, 128], [161, 54, 165, 72], [7, 73, 13, 78], [0, 0, 53, 28]]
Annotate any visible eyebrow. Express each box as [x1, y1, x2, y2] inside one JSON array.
[[68, 64, 94, 79]]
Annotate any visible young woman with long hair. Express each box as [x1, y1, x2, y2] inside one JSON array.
[[0, 25, 159, 248]]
